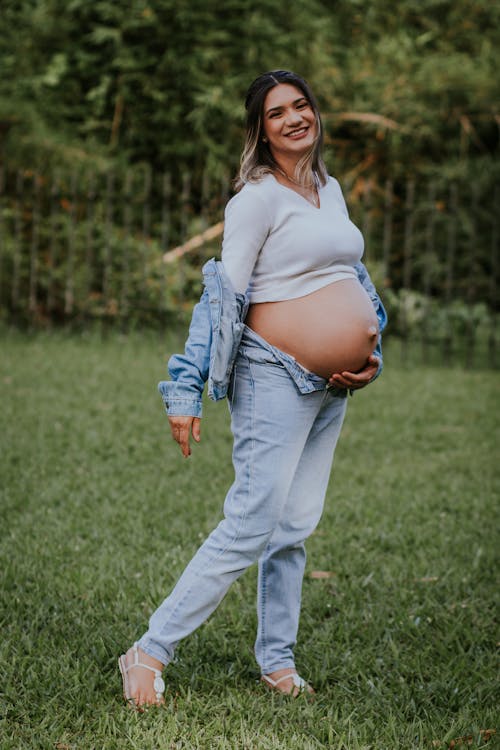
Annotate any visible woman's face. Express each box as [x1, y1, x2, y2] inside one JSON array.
[[262, 83, 317, 161]]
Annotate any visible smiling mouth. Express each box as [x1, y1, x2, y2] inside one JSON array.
[[286, 127, 309, 138]]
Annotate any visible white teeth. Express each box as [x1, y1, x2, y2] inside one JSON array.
[[287, 128, 307, 137]]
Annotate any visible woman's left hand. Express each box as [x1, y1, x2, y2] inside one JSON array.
[[328, 354, 380, 391]]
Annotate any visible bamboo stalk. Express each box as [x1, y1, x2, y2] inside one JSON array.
[[162, 221, 224, 263], [331, 111, 402, 131]]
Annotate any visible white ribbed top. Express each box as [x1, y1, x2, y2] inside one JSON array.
[[221, 174, 364, 302]]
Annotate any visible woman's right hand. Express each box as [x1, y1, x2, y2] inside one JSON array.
[[168, 416, 201, 458]]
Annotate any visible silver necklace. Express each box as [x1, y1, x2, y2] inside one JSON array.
[[274, 166, 319, 207]]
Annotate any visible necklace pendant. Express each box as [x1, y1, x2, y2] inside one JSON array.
[[275, 166, 319, 207]]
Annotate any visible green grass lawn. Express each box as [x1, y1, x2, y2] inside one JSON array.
[[1, 330, 498, 750]]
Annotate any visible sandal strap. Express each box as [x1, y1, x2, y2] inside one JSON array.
[[124, 644, 166, 700], [262, 672, 306, 689]]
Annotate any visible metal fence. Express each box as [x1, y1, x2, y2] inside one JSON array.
[[0, 163, 498, 367]]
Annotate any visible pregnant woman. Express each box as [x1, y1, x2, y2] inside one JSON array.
[[119, 70, 387, 707]]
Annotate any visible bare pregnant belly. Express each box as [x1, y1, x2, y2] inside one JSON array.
[[245, 279, 379, 378]]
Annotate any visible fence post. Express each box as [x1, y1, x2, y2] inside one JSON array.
[[0, 165, 4, 308], [361, 178, 372, 263], [488, 186, 498, 368], [161, 171, 172, 315], [465, 184, 479, 368], [443, 183, 457, 363], [121, 169, 133, 322], [199, 167, 210, 256], [103, 170, 114, 318], [29, 173, 41, 317], [84, 170, 96, 312], [47, 172, 60, 316], [220, 170, 231, 216], [64, 171, 77, 317], [401, 178, 415, 363], [421, 181, 436, 364], [178, 171, 192, 311], [141, 165, 152, 300], [382, 178, 393, 285], [12, 170, 24, 314]]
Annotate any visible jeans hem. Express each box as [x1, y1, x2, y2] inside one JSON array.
[[259, 659, 297, 675], [136, 637, 171, 667]]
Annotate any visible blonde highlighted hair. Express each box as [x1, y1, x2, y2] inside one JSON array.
[[235, 70, 328, 191]]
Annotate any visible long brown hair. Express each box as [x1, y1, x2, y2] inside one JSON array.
[[235, 70, 328, 191]]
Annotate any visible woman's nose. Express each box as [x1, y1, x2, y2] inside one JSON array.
[[285, 110, 302, 126]]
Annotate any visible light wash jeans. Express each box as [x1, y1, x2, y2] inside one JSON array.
[[138, 327, 347, 674]]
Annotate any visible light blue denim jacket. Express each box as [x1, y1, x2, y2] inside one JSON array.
[[159, 258, 387, 418]]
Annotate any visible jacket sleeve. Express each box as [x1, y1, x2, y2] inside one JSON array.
[[355, 261, 388, 382], [158, 287, 212, 418]]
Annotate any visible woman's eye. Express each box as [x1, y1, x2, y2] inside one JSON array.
[[297, 102, 308, 110]]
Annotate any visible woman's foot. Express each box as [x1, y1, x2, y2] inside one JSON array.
[[118, 645, 166, 709], [261, 668, 315, 696]]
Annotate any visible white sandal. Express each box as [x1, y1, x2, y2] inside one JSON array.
[[118, 643, 166, 709], [261, 671, 313, 695]]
